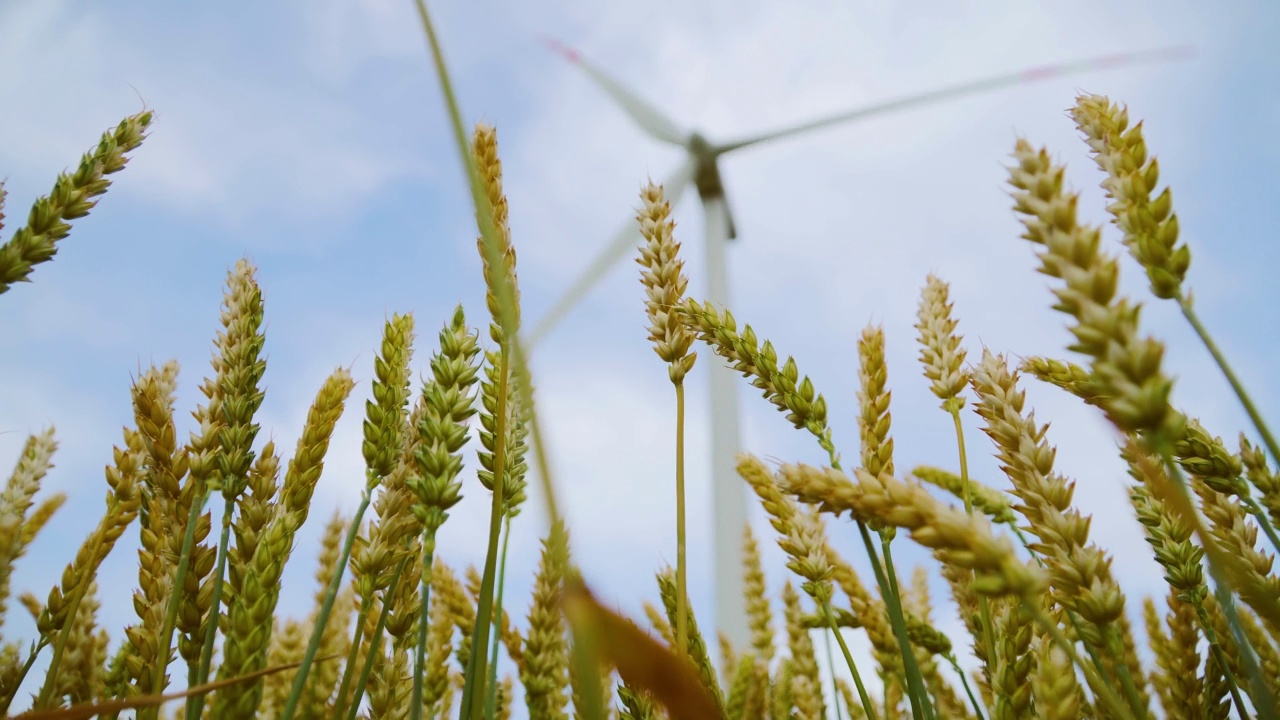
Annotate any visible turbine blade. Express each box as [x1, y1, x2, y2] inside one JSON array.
[[525, 159, 696, 350], [542, 36, 690, 147], [716, 45, 1195, 154]]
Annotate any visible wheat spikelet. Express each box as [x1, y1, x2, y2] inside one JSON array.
[[656, 568, 725, 712], [1019, 356, 1106, 408], [0, 110, 153, 295], [472, 123, 521, 345], [776, 461, 1045, 597], [914, 274, 969, 411], [741, 524, 775, 665], [1145, 592, 1202, 720], [857, 324, 894, 484], [1032, 643, 1084, 720], [261, 619, 306, 718], [910, 466, 1016, 526], [0, 427, 57, 630], [780, 582, 824, 720], [1007, 137, 1179, 440], [990, 601, 1033, 720], [521, 521, 570, 720], [1240, 435, 1280, 533], [636, 180, 696, 383], [1072, 94, 1188, 300]]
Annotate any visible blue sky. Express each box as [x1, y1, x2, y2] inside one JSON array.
[[2, 0, 1278, 711]]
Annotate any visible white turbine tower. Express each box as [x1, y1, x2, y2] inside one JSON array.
[[525, 39, 1191, 650]]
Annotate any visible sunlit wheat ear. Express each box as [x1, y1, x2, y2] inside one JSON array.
[[971, 351, 1128, 627], [679, 301, 834, 457], [1018, 356, 1107, 408], [0, 427, 57, 629], [1007, 138, 1180, 441], [914, 274, 969, 412], [364, 312, 415, 485], [472, 123, 521, 344], [227, 440, 280, 618], [857, 324, 894, 482], [990, 599, 1033, 720], [636, 180, 696, 383], [1240, 435, 1280, 532], [776, 461, 1046, 598], [1071, 94, 1188, 300], [0, 110, 152, 295], [740, 524, 775, 664], [214, 366, 355, 718], [476, 348, 529, 516], [521, 520, 570, 720]]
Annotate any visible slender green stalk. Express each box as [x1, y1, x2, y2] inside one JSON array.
[[947, 407, 997, 697], [1105, 627, 1150, 719], [484, 515, 515, 720], [944, 653, 986, 720], [880, 535, 934, 720], [675, 380, 689, 657], [1, 638, 49, 714], [347, 560, 406, 720], [411, 539, 437, 720], [1180, 298, 1280, 470], [148, 494, 207, 712], [281, 491, 373, 720], [822, 630, 845, 720], [460, 350, 511, 720], [825, 601, 877, 720], [1192, 603, 1250, 720], [187, 496, 236, 720], [330, 593, 375, 717]]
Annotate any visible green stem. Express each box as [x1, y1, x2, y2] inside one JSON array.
[[948, 407, 998, 695], [35, 523, 109, 709], [187, 496, 236, 720], [1179, 297, 1280, 473], [8, 638, 50, 713], [945, 653, 986, 720], [485, 515, 515, 720], [825, 601, 877, 720], [1193, 603, 1251, 720], [331, 593, 375, 718], [822, 627, 844, 720], [281, 490, 373, 720], [348, 560, 405, 720], [675, 379, 688, 658], [411, 536, 437, 720], [880, 536, 935, 720], [460, 349, 511, 720], [1105, 627, 1150, 719], [149, 492, 207, 718]]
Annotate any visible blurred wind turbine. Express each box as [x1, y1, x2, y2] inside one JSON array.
[[526, 38, 1192, 650]]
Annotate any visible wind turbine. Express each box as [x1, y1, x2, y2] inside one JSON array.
[[525, 38, 1192, 650]]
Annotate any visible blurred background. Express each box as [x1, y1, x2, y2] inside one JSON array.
[[2, 0, 1278, 707]]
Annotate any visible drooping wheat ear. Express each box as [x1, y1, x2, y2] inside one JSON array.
[[656, 568, 726, 713], [0, 427, 57, 629], [1240, 435, 1280, 532], [637, 180, 697, 383], [914, 275, 969, 412], [777, 461, 1045, 598], [971, 350, 1141, 687], [741, 524, 775, 664], [522, 520, 570, 720], [781, 581, 825, 720], [1071, 94, 1188, 301], [1019, 356, 1107, 408], [472, 123, 521, 345], [990, 600, 1034, 720], [910, 466, 1017, 526], [679, 300, 834, 458], [1006, 137, 1179, 441], [737, 456, 831, 599], [857, 324, 894, 481], [0, 110, 153, 295], [412, 305, 482, 541], [1032, 643, 1084, 720], [213, 366, 355, 718], [1145, 591, 1202, 720]]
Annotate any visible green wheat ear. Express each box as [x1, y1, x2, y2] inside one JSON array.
[[0, 110, 153, 296]]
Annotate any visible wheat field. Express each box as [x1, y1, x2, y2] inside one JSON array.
[[2, 3, 1278, 720]]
